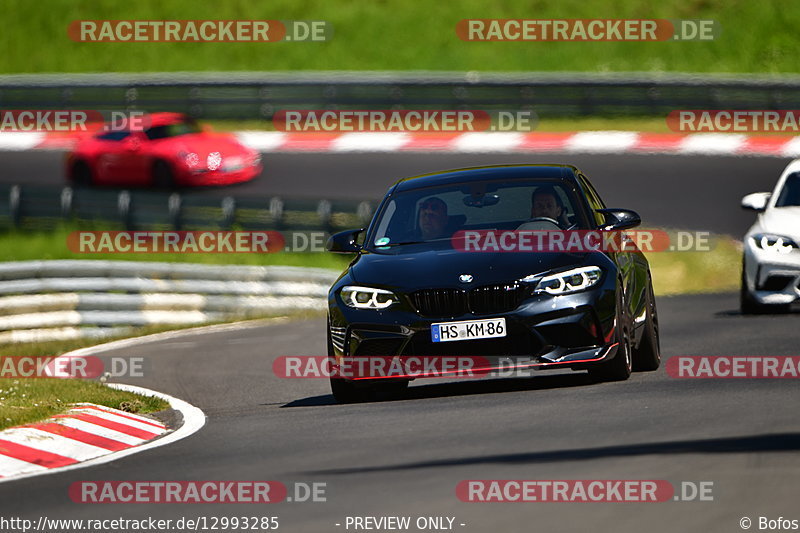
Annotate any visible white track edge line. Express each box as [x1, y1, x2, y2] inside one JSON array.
[[61, 316, 293, 358], [0, 383, 206, 484]]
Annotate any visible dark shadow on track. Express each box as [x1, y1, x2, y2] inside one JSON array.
[[281, 372, 599, 408], [714, 307, 800, 317], [303, 432, 800, 476]]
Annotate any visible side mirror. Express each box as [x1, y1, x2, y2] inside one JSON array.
[[596, 208, 641, 231], [326, 228, 364, 253], [741, 192, 771, 212]]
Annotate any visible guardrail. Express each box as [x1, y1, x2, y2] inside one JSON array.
[[0, 184, 375, 232], [0, 260, 339, 344], [2, 71, 800, 119]]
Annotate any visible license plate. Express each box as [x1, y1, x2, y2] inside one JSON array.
[[431, 318, 506, 343]]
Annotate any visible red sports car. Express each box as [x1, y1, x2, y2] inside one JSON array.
[[66, 112, 262, 188]]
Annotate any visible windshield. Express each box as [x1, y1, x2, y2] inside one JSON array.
[[144, 119, 202, 140], [366, 179, 589, 250], [775, 172, 800, 207]]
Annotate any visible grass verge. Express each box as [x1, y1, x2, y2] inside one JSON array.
[[0, 379, 168, 432], [0, 0, 796, 74], [0, 226, 743, 295], [646, 235, 742, 296], [206, 117, 799, 136]]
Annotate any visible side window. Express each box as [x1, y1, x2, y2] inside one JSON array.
[[96, 130, 131, 141], [578, 174, 606, 227], [776, 172, 800, 207]]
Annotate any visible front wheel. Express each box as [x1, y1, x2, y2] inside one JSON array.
[[329, 376, 373, 404], [71, 160, 93, 187], [589, 288, 633, 382], [152, 160, 176, 189], [327, 323, 372, 403], [633, 278, 660, 371]]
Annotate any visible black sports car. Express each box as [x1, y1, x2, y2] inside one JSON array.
[[325, 164, 660, 403]]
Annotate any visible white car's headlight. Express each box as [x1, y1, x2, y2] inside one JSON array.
[[751, 233, 798, 254], [340, 286, 399, 309], [531, 266, 603, 295]]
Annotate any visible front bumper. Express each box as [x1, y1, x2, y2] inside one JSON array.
[[329, 285, 620, 381], [744, 241, 800, 305], [178, 164, 262, 186]]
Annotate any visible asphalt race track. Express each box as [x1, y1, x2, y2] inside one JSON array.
[[0, 294, 798, 532], [0, 149, 793, 235], [0, 150, 798, 532]]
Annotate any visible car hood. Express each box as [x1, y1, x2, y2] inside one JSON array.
[[154, 133, 253, 157], [755, 206, 800, 241], [349, 247, 599, 290]]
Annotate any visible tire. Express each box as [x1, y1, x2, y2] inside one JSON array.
[[71, 160, 93, 187], [329, 376, 373, 404], [152, 160, 176, 189], [327, 324, 372, 404], [633, 277, 660, 372], [740, 259, 790, 314], [589, 288, 632, 382]]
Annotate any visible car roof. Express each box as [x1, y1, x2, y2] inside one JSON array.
[[144, 112, 191, 127], [392, 164, 580, 192]]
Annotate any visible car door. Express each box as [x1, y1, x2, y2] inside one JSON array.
[[94, 130, 148, 185], [577, 172, 647, 326]]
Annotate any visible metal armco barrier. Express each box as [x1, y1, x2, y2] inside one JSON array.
[[0, 260, 339, 344], [0, 184, 375, 231], [2, 71, 800, 119]]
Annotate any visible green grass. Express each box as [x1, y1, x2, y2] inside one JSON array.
[[646, 235, 742, 296], [0, 378, 168, 431], [0, 0, 797, 74], [0, 226, 744, 295], [210, 116, 680, 134], [1, 225, 352, 270], [210, 116, 800, 135]]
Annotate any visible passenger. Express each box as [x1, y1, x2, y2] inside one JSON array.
[[418, 197, 450, 240]]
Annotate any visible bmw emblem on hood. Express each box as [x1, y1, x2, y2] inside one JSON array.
[[459, 274, 474, 283]]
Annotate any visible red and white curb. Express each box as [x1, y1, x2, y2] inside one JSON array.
[[1, 130, 799, 157], [0, 403, 166, 478], [0, 320, 280, 483], [0, 384, 205, 483]]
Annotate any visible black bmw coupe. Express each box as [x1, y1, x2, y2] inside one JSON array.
[[326, 164, 660, 403]]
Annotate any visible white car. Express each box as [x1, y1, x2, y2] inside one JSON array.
[[740, 159, 800, 313]]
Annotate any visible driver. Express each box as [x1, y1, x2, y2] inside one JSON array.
[[418, 196, 450, 240], [530, 186, 571, 228]]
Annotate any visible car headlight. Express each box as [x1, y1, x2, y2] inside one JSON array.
[[340, 286, 399, 309], [179, 151, 199, 167], [751, 233, 798, 254], [530, 266, 603, 295]]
